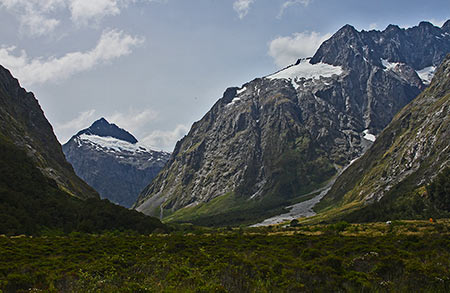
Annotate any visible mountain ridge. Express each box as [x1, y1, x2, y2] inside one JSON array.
[[134, 20, 450, 226]]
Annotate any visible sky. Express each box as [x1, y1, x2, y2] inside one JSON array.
[[0, 0, 448, 151]]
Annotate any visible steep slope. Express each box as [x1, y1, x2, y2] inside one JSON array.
[[0, 66, 167, 235], [135, 21, 449, 226], [63, 118, 170, 207], [0, 65, 98, 199], [316, 54, 450, 221]]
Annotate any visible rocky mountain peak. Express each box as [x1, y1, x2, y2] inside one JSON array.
[[133, 21, 449, 226], [63, 119, 170, 208], [442, 20, 450, 33], [75, 117, 138, 144]]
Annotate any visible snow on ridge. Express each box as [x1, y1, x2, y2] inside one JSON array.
[[78, 134, 154, 154], [363, 129, 376, 142], [416, 66, 436, 84], [381, 58, 401, 71], [267, 58, 343, 81], [236, 86, 247, 95]]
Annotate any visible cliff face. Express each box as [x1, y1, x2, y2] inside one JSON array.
[[0, 65, 98, 200], [134, 21, 449, 225], [318, 54, 450, 218], [63, 118, 170, 207]]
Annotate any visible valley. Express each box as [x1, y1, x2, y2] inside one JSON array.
[[0, 1, 449, 290]]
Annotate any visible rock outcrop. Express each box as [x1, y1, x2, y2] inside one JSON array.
[[318, 54, 450, 218]]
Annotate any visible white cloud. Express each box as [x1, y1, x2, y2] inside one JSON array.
[[142, 124, 190, 152], [105, 108, 159, 136], [69, 0, 120, 24], [368, 23, 378, 30], [0, 29, 144, 86], [0, 0, 160, 35], [55, 109, 97, 143], [278, 0, 311, 18], [233, 0, 254, 19], [268, 31, 331, 68], [427, 18, 446, 27], [0, 0, 65, 36]]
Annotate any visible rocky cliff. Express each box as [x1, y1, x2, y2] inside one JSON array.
[[134, 21, 450, 226], [0, 65, 98, 200], [316, 54, 450, 221], [63, 118, 170, 207]]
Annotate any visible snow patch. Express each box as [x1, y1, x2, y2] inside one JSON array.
[[416, 66, 436, 84], [267, 58, 343, 81], [227, 97, 242, 107], [78, 134, 153, 154], [381, 59, 401, 71], [236, 86, 247, 95], [363, 129, 376, 142]]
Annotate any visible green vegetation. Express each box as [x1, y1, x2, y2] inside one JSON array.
[[322, 167, 450, 224], [0, 134, 167, 235], [1, 220, 449, 292]]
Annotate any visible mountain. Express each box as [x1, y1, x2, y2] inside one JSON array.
[[316, 54, 450, 222], [63, 118, 170, 207], [0, 65, 166, 235], [0, 65, 98, 200], [134, 21, 450, 226]]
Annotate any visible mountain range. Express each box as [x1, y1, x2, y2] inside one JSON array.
[[134, 20, 450, 226], [63, 118, 170, 207]]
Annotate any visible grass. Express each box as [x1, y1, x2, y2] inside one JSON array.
[[1, 219, 449, 292]]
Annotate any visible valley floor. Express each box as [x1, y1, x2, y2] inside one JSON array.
[[1, 220, 450, 292]]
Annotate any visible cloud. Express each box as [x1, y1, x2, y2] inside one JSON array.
[[54, 109, 97, 143], [105, 108, 159, 135], [142, 124, 190, 152], [0, 0, 160, 35], [278, 0, 311, 18], [0, 29, 144, 86], [368, 23, 378, 30], [69, 0, 120, 24], [268, 31, 331, 67], [233, 0, 254, 19], [0, 0, 65, 36], [427, 18, 446, 27]]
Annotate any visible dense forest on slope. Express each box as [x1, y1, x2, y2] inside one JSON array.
[[0, 133, 167, 235]]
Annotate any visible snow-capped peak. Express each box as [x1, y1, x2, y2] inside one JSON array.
[[77, 134, 155, 154]]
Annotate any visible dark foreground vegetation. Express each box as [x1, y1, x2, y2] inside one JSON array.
[[1, 220, 449, 292], [0, 133, 166, 235]]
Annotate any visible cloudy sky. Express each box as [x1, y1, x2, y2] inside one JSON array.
[[0, 0, 448, 151]]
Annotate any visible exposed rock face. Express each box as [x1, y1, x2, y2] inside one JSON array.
[[63, 119, 170, 207], [320, 54, 450, 211], [134, 21, 450, 224], [0, 65, 98, 200]]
